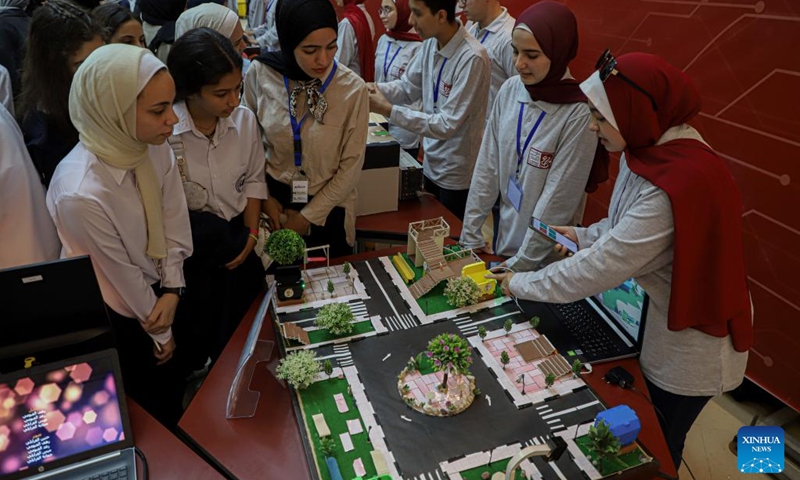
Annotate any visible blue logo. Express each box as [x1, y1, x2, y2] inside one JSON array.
[[738, 426, 784, 474]]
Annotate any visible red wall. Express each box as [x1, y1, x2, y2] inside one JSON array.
[[352, 0, 800, 410]]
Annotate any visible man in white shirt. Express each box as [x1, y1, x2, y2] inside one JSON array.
[[368, 0, 490, 219], [460, 0, 514, 111]]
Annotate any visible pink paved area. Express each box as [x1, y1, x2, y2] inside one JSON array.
[[484, 330, 570, 394]]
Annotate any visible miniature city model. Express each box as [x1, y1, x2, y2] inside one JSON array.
[[268, 218, 657, 480]]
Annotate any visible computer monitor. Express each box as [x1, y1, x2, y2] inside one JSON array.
[[0, 257, 113, 373], [593, 278, 647, 344]]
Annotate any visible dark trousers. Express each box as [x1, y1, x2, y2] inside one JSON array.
[[645, 377, 712, 471], [424, 176, 470, 221], [266, 175, 352, 258], [107, 295, 191, 427]]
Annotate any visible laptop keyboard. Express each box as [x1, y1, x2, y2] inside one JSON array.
[[554, 302, 622, 358], [82, 466, 129, 480]]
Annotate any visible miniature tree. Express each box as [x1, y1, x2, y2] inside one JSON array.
[[276, 350, 320, 390], [503, 319, 513, 335], [327, 279, 335, 297], [323, 359, 333, 378], [266, 229, 306, 265], [545, 372, 556, 388], [477, 325, 487, 342], [425, 333, 473, 391], [315, 302, 354, 336], [572, 359, 583, 378], [500, 351, 510, 370], [529, 316, 540, 329], [443, 276, 481, 308], [320, 436, 336, 458], [342, 261, 351, 277], [588, 420, 621, 472]]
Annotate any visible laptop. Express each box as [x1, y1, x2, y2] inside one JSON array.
[[0, 256, 112, 373], [0, 349, 137, 480], [522, 278, 649, 364]]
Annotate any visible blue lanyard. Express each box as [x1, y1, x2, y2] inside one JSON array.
[[283, 61, 338, 168], [480, 30, 490, 44], [432, 58, 448, 109], [265, 0, 273, 19], [515, 103, 546, 178], [383, 43, 403, 80]]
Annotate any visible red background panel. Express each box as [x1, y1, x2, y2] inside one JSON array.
[[354, 0, 800, 410]]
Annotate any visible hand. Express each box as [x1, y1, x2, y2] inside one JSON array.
[[154, 337, 176, 365], [243, 32, 255, 45], [144, 293, 179, 335], [284, 209, 311, 235], [368, 85, 393, 117], [551, 226, 579, 258], [225, 235, 256, 270], [262, 197, 284, 231], [485, 271, 515, 297], [470, 241, 493, 254]]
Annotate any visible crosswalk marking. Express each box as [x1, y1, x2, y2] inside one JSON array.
[[331, 344, 353, 367], [407, 467, 444, 480], [383, 313, 420, 332]]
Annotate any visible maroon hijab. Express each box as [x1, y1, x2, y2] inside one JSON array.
[[342, 0, 376, 81], [604, 53, 752, 352], [516, 1, 609, 192], [386, 0, 421, 42]]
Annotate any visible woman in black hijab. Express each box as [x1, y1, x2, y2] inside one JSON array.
[[243, 0, 369, 258], [0, 0, 30, 100], [138, 0, 184, 62]]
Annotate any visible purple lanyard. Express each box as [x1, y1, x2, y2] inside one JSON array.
[[383, 43, 403, 80]]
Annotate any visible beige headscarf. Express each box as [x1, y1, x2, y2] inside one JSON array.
[[69, 44, 169, 259], [175, 3, 239, 39]]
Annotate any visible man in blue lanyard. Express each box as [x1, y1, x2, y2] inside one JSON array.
[[367, 0, 490, 220]]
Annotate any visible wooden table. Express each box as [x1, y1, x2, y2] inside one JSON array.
[[129, 399, 225, 479], [355, 195, 463, 248], [179, 249, 676, 480]]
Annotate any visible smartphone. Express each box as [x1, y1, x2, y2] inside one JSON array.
[[529, 217, 578, 255]]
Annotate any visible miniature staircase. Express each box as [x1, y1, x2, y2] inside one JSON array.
[[409, 273, 438, 299], [408, 238, 457, 299]]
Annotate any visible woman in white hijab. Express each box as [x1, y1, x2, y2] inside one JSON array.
[[175, 2, 246, 54], [46, 44, 194, 425]]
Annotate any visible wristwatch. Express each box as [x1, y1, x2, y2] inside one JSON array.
[[162, 287, 186, 298]]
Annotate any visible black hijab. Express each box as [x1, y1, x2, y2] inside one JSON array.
[[255, 0, 338, 81], [139, 0, 184, 53]]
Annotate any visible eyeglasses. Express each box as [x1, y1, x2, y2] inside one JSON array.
[[595, 49, 659, 111], [378, 6, 393, 16]]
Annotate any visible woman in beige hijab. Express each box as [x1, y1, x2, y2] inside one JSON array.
[[175, 2, 246, 54], [46, 44, 194, 425]]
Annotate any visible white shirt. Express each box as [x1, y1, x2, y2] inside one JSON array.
[[336, 10, 376, 78], [468, 8, 515, 111], [171, 103, 268, 221], [374, 34, 422, 149], [379, 25, 491, 190], [0, 65, 13, 118], [46, 142, 193, 344], [0, 103, 60, 269], [461, 77, 597, 264], [250, 0, 279, 52]]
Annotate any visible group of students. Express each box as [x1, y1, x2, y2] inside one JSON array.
[[0, 0, 752, 471]]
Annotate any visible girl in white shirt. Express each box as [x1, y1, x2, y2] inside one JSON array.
[[167, 27, 268, 342], [47, 45, 193, 424], [245, 0, 369, 258], [374, 0, 421, 155]]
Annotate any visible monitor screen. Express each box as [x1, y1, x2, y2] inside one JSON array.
[[0, 354, 126, 475], [594, 278, 646, 342]]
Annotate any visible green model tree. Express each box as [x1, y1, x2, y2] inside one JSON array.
[[315, 302, 355, 336], [545, 372, 556, 388], [425, 333, 473, 391], [327, 279, 335, 297], [443, 276, 481, 308], [477, 325, 487, 342], [320, 436, 336, 458], [572, 359, 583, 378], [503, 319, 513, 335], [265, 229, 306, 265], [276, 350, 320, 390], [323, 359, 333, 379], [588, 420, 622, 472], [529, 316, 540, 329], [342, 261, 351, 276], [500, 351, 510, 370]]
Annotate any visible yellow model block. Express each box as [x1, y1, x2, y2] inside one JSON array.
[[461, 261, 496, 295], [392, 254, 415, 284]]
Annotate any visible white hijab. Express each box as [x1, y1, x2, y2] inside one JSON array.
[[579, 70, 620, 131], [175, 3, 239, 39], [69, 44, 169, 259]]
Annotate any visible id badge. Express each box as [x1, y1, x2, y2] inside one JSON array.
[[292, 177, 309, 204], [507, 175, 523, 212]]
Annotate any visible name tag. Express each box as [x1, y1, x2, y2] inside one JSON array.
[[292, 179, 309, 204], [507, 175, 523, 212], [527, 147, 554, 170]]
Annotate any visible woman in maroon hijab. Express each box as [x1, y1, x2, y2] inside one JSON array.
[[335, 0, 376, 81], [461, 1, 607, 269], [489, 52, 752, 470]]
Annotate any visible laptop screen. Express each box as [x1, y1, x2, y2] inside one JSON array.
[[593, 278, 647, 343], [0, 351, 130, 477]]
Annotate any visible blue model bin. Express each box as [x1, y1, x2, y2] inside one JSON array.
[[595, 405, 641, 446], [325, 457, 343, 480]]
